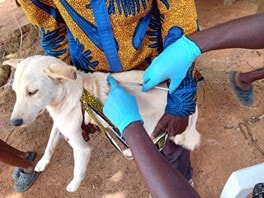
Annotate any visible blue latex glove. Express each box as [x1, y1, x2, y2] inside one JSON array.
[[142, 35, 201, 94], [103, 75, 143, 135]]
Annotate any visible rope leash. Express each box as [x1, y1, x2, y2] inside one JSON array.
[[80, 89, 128, 153]]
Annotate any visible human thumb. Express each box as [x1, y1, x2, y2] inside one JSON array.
[[107, 75, 119, 89], [168, 78, 182, 94]]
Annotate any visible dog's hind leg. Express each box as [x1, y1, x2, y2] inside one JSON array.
[[35, 126, 61, 172], [170, 106, 201, 151], [66, 133, 92, 192]]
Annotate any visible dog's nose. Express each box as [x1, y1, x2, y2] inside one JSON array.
[[10, 118, 23, 126]]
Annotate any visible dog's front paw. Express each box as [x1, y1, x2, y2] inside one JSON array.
[[66, 180, 81, 192], [170, 131, 201, 151], [34, 157, 50, 172], [173, 134, 185, 145], [122, 148, 134, 160]]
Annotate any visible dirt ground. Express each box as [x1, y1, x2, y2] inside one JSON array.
[[0, 0, 264, 197]]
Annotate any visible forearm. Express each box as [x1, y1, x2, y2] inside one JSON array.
[[123, 121, 200, 198], [189, 14, 264, 53]]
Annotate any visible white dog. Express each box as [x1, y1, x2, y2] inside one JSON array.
[[3, 55, 200, 192]]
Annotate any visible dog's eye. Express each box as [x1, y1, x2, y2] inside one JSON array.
[[28, 89, 38, 96]]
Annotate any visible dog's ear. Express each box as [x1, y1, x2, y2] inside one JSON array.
[[2, 58, 23, 68], [44, 64, 77, 82]]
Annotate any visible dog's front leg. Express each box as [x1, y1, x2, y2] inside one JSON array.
[[35, 126, 60, 172], [171, 106, 201, 151], [66, 133, 92, 192]]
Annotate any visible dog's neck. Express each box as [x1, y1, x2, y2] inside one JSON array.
[[80, 71, 109, 104], [46, 71, 109, 118], [46, 74, 83, 118]]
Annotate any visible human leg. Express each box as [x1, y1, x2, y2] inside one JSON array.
[[0, 139, 28, 159], [0, 139, 35, 172], [229, 67, 264, 105], [236, 67, 264, 87], [161, 141, 193, 181], [0, 139, 40, 192], [12, 152, 36, 181]]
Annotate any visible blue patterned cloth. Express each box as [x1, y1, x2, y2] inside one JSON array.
[[163, 26, 197, 116]]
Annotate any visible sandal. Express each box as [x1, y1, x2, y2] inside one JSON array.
[[13, 170, 40, 192], [12, 151, 36, 181], [229, 71, 253, 106]]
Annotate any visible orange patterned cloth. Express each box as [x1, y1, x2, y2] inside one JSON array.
[[18, 0, 198, 72]]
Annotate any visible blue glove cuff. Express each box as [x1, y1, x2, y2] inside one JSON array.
[[119, 117, 144, 135], [164, 26, 201, 61], [178, 35, 201, 59]]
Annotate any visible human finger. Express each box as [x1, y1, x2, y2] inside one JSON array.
[[107, 75, 119, 89]]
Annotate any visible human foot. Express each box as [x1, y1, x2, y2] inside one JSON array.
[[12, 151, 36, 181], [229, 71, 253, 106], [14, 170, 40, 192], [234, 71, 252, 90]]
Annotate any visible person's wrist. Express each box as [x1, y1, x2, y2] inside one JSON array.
[[180, 35, 201, 58], [122, 120, 144, 137], [119, 116, 144, 135]]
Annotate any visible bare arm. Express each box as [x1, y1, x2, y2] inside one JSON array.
[[104, 76, 200, 197], [123, 121, 200, 198], [189, 13, 264, 53]]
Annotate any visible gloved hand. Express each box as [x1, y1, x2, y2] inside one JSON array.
[[103, 75, 143, 135], [142, 35, 201, 94]]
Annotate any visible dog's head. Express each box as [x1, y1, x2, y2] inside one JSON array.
[[3, 55, 77, 126]]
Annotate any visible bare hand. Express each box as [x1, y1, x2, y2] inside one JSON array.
[[151, 113, 189, 139]]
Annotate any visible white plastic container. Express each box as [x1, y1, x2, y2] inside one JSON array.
[[220, 162, 264, 198]]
